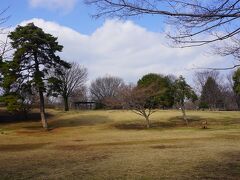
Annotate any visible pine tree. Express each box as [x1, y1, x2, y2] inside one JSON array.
[[173, 76, 197, 125], [7, 23, 70, 129]]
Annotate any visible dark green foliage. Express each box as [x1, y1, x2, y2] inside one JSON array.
[[47, 77, 63, 97], [1, 23, 70, 127], [200, 77, 222, 110], [137, 73, 174, 108], [233, 68, 240, 95], [8, 23, 70, 92], [232, 68, 240, 109], [173, 76, 197, 106]]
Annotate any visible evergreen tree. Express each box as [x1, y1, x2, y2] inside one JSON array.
[[200, 77, 222, 110], [232, 68, 240, 109], [137, 73, 174, 108], [173, 76, 197, 125], [6, 23, 70, 129]]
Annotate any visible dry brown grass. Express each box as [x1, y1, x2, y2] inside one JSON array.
[[0, 109, 240, 179]]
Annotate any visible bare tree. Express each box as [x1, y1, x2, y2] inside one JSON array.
[[69, 86, 88, 108], [0, 7, 11, 92], [90, 75, 124, 107], [86, 0, 240, 66], [48, 62, 88, 111], [118, 84, 158, 128], [194, 70, 220, 95]]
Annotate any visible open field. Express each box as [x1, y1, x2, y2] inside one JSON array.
[[0, 109, 240, 179]]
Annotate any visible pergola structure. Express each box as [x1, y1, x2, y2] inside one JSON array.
[[73, 101, 96, 110]]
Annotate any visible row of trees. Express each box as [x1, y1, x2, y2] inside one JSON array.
[[1, 23, 240, 130], [88, 69, 240, 128], [89, 73, 197, 128]]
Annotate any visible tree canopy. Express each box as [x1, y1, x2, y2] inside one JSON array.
[[137, 73, 174, 108], [3, 23, 71, 129]]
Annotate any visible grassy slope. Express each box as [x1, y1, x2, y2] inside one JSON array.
[[0, 109, 240, 179]]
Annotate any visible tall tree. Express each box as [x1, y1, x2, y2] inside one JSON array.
[[0, 7, 11, 94], [200, 77, 222, 110], [194, 71, 220, 95], [233, 68, 240, 109], [7, 23, 70, 129], [86, 0, 240, 66], [48, 62, 88, 111], [173, 76, 197, 125]]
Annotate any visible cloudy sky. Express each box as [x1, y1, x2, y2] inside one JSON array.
[[1, 0, 235, 84]]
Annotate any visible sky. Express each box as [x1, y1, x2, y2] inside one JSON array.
[[0, 0, 235, 85]]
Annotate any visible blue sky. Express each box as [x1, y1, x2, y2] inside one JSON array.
[[1, 0, 234, 84], [3, 0, 164, 34]]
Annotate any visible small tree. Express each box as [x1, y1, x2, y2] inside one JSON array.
[[48, 62, 88, 111], [120, 84, 158, 128], [173, 76, 197, 126], [6, 23, 70, 129]]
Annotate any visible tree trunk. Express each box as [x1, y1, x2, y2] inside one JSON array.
[[145, 116, 150, 128], [63, 96, 69, 111], [39, 90, 48, 130], [181, 106, 188, 126]]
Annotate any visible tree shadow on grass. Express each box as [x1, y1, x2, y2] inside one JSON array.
[[113, 120, 179, 130], [113, 115, 201, 130], [0, 143, 50, 152], [192, 150, 240, 179], [0, 110, 53, 124], [22, 115, 111, 130]]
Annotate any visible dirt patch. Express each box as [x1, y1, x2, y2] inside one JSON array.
[[86, 154, 109, 162], [150, 145, 185, 149], [74, 139, 85, 142], [55, 137, 208, 151], [55, 144, 90, 151], [0, 143, 50, 152]]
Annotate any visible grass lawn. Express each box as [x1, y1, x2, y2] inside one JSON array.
[[0, 109, 240, 179]]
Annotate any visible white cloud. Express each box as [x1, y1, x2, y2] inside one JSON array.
[[29, 0, 77, 13], [10, 18, 234, 84]]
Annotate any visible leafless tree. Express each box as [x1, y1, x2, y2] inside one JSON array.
[[117, 84, 158, 128], [69, 86, 88, 108], [194, 70, 220, 95], [220, 83, 238, 110], [90, 75, 124, 107], [49, 62, 88, 111], [86, 0, 240, 67], [194, 71, 238, 110], [0, 7, 11, 95]]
